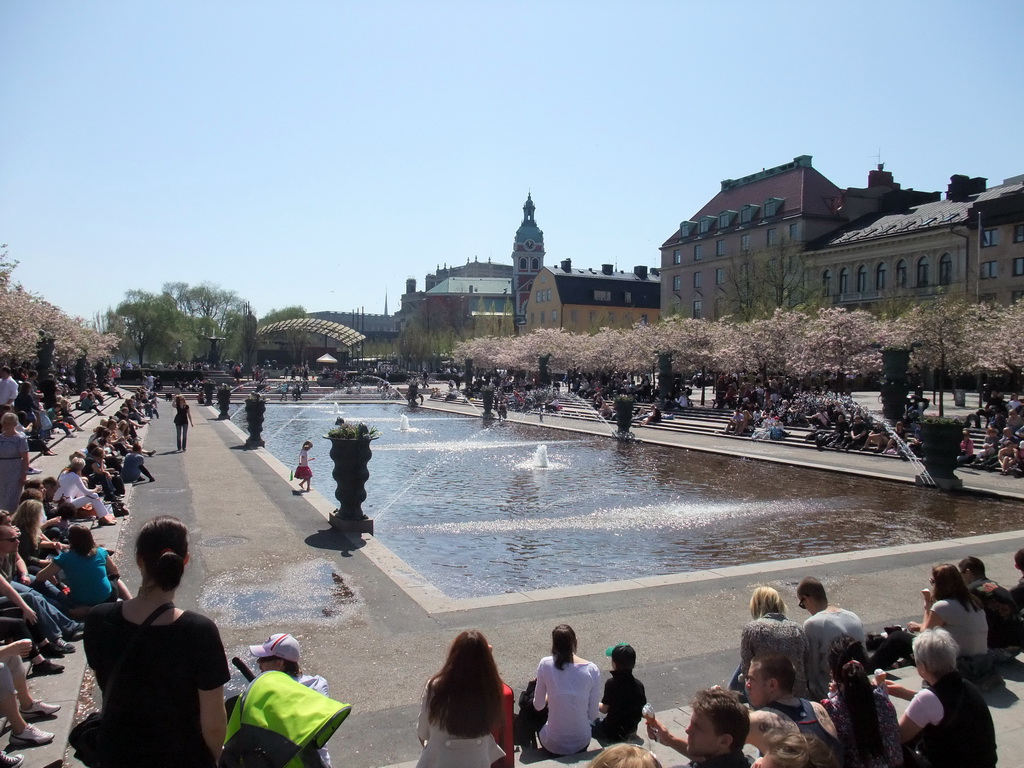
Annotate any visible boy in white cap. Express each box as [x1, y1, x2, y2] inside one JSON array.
[[249, 633, 332, 765]]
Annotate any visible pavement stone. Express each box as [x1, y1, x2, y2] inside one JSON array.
[[39, 390, 1024, 768]]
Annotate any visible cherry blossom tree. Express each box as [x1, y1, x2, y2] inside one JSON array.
[[800, 308, 881, 391]]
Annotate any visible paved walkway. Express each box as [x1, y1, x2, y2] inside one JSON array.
[[33, 392, 1024, 768]]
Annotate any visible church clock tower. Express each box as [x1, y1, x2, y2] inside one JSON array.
[[511, 193, 545, 327]]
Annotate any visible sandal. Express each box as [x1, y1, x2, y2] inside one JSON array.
[[97, 516, 117, 526]]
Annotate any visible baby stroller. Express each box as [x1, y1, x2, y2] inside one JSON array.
[[221, 670, 351, 768]]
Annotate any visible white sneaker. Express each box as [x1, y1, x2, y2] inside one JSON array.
[[0, 752, 24, 768], [25, 468, 41, 476], [9, 723, 54, 746], [19, 700, 60, 718]]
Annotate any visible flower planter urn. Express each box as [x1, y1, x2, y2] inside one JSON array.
[[244, 395, 266, 448], [326, 432, 375, 535], [614, 398, 634, 439], [216, 385, 232, 420], [880, 349, 912, 423], [918, 421, 963, 491], [481, 388, 495, 417]]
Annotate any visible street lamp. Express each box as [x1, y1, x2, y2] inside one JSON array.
[[176, 340, 182, 366]]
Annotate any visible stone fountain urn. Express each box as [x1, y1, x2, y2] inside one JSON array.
[[216, 384, 232, 420], [918, 418, 964, 491], [613, 396, 635, 439], [244, 392, 266, 448], [481, 386, 495, 417], [325, 421, 377, 535]]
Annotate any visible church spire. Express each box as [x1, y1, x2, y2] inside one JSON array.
[[522, 193, 536, 226], [384, 292, 389, 316]]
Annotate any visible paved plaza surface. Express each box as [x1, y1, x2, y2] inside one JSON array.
[[28, 392, 1024, 767]]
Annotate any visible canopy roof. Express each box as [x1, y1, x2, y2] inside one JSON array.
[[257, 318, 366, 348], [316, 353, 338, 364]]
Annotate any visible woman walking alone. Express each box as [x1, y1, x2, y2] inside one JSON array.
[[173, 395, 194, 452]]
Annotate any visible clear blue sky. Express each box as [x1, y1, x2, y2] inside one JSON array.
[[2, 1, 1021, 323]]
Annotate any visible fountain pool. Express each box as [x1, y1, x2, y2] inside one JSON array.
[[246, 404, 1024, 599]]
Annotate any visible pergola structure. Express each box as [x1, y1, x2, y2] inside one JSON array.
[[256, 317, 366, 348]]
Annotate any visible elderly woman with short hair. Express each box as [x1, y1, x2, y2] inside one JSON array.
[[885, 628, 996, 768]]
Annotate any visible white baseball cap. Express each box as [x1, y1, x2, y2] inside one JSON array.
[[249, 633, 301, 663]]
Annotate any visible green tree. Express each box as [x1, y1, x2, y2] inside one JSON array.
[[115, 291, 182, 364], [723, 241, 807, 320]]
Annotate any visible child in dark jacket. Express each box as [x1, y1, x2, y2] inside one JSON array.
[[592, 643, 647, 742]]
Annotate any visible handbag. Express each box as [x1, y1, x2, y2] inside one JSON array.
[[69, 602, 175, 767]]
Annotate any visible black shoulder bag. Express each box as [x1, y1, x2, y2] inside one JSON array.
[[69, 602, 175, 767]]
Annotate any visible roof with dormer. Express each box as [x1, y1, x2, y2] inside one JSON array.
[[542, 266, 661, 308], [812, 181, 1024, 250], [661, 155, 844, 249]]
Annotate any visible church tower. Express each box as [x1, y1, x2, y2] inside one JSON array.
[[511, 193, 545, 326]]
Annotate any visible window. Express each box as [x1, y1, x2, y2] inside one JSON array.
[[1014, 257, 1024, 276], [589, 311, 597, 323], [539, 311, 545, 324], [740, 205, 759, 224], [766, 228, 777, 246], [694, 271, 702, 289], [740, 234, 750, 251], [916, 257, 930, 287], [838, 267, 849, 294], [694, 244, 703, 261], [623, 291, 632, 303], [680, 221, 696, 237], [764, 198, 783, 217], [822, 269, 832, 296], [716, 240, 726, 256], [530, 312, 534, 324], [672, 275, 682, 291], [692, 300, 702, 319], [980, 261, 998, 279], [715, 267, 725, 285], [939, 253, 953, 285], [982, 228, 999, 247], [593, 290, 612, 301], [896, 260, 908, 288], [718, 211, 735, 228], [531, 258, 539, 270], [699, 216, 714, 234], [789, 223, 799, 241], [856, 265, 867, 292], [519, 258, 527, 270], [875, 262, 887, 290], [673, 249, 681, 265], [551, 310, 557, 322], [570, 309, 578, 322], [1015, 224, 1024, 243], [624, 313, 632, 324]]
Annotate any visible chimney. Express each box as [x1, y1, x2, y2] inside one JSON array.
[[561, 258, 572, 272], [633, 265, 648, 280], [947, 175, 988, 202], [867, 164, 899, 190], [405, 278, 417, 295], [601, 264, 613, 275]]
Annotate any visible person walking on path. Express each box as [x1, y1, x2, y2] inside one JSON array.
[[173, 395, 194, 453], [295, 441, 314, 492]]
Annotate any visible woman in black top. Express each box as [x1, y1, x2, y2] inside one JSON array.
[[84, 516, 229, 767], [173, 395, 194, 452]]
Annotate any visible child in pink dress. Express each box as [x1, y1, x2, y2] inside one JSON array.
[[295, 440, 314, 492]]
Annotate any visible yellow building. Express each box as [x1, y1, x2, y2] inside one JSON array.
[[524, 260, 661, 333]]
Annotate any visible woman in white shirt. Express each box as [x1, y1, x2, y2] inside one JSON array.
[[533, 624, 601, 756], [56, 457, 116, 526]]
